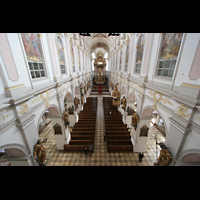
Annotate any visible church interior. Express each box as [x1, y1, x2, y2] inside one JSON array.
[[0, 33, 200, 166]]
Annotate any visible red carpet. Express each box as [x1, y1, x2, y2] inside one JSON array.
[[98, 86, 102, 94]]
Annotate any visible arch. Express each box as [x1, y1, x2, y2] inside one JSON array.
[[75, 86, 80, 94], [128, 91, 136, 102], [0, 143, 29, 157], [141, 105, 168, 135], [36, 104, 60, 134], [48, 106, 60, 115], [121, 86, 126, 94], [65, 92, 73, 101], [178, 149, 200, 163], [83, 79, 86, 87], [141, 106, 154, 118]]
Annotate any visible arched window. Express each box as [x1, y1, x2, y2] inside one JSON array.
[[21, 33, 45, 79], [70, 46, 75, 72], [55, 34, 66, 74], [125, 45, 129, 72], [157, 33, 183, 78], [135, 34, 144, 73], [119, 50, 122, 71]]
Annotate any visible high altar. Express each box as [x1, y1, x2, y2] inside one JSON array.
[[93, 52, 107, 85]]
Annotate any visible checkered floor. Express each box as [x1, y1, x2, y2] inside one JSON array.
[[39, 95, 165, 166]]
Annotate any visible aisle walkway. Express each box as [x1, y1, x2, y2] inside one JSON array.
[[39, 95, 165, 166]]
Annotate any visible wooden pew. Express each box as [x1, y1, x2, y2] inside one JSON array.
[[106, 127, 128, 131], [71, 131, 95, 135], [103, 96, 133, 153], [72, 127, 95, 132], [107, 145, 133, 152], [69, 140, 94, 145], [77, 121, 96, 124], [107, 135, 131, 140], [105, 121, 123, 124], [64, 96, 97, 153], [105, 124, 127, 127], [74, 123, 95, 128], [106, 131, 130, 135], [71, 135, 94, 140]]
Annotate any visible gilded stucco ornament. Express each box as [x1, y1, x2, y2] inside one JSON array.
[[176, 104, 190, 119], [0, 112, 12, 126], [196, 115, 200, 122], [32, 90, 54, 109], [147, 90, 173, 105], [18, 102, 30, 115]]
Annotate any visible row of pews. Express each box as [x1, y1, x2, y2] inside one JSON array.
[[64, 97, 97, 153], [103, 97, 133, 152]]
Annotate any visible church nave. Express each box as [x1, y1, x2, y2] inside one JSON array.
[[39, 95, 165, 166]]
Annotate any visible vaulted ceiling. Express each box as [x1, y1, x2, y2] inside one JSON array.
[[83, 33, 120, 58]]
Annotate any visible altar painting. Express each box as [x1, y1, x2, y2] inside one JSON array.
[[56, 35, 65, 64], [21, 33, 43, 62], [136, 34, 144, 63], [160, 33, 183, 59]]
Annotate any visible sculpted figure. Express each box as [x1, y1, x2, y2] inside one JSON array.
[[154, 148, 173, 166], [121, 96, 126, 110], [34, 139, 49, 165], [74, 97, 80, 110], [62, 109, 70, 128], [131, 110, 139, 130]]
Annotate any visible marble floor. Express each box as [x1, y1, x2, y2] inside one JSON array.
[[39, 95, 165, 166]]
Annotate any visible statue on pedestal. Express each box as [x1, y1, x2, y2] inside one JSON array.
[[74, 97, 80, 110], [62, 109, 70, 128], [34, 139, 49, 166], [154, 148, 173, 166], [131, 110, 139, 131], [121, 96, 127, 110], [97, 68, 103, 82]]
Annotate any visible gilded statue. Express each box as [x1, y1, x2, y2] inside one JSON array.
[[84, 86, 87, 94], [74, 97, 80, 110], [62, 109, 70, 128], [131, 110, 139, 130], [154, 148, 173, 166], [34, 139, 49, 165], [97, 68, 103, 82], [112, 83, 121, 106], [121, 96, 126, 110], [112, 83, 121, 98]]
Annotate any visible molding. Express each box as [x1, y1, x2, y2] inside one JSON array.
[[5, 84, 25, 90], [0, 118, 17, 136], [169, 117, 191, 134], [181, 83, 200, 89]]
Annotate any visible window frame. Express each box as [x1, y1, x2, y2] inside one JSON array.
[[19, 33, 48, 81], [55, 34, 67, 75], [155, 33, 184, 80], [134, 34, 145, 74], [28, 61, 46, 79]]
